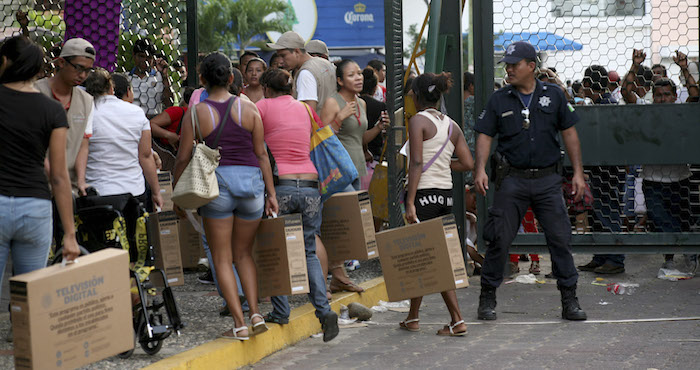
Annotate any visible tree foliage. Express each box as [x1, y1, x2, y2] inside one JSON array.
[[197, 0, 291, 58]]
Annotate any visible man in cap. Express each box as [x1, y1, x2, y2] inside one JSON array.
[[474, 41, 587, 321], [267, 31, 336, 113], [305, 40, 330, 60], [128, 39, 173, 118], [35, 38, 95, 194]]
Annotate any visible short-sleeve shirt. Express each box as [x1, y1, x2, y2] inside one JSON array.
[[159, 106, 188, 146], [86, 95, 151, 197], [475, 80, 578, 169], [129, 69, 164, 117], [256, 95, 319, 176], [0, 86, 68, 199], [296, 69, 318, 102]]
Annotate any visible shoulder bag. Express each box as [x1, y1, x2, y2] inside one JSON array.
[[304, 103, 358, 202], [172, 97, 237, 209]]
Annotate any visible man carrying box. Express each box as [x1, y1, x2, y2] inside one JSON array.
[[473, 41, 587, 321]]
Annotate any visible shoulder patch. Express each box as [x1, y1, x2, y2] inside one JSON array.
[[567, 103, 575, 112], [478, 110, 486, 120]]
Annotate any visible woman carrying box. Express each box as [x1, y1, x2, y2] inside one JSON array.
[[173, 52, 278, 340], [255, 68, 339, 342], [402, 72, 474, 336]]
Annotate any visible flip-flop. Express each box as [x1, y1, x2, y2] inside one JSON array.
[[251, 313, 269, 335], [220, 326, 249, 340], [436, 320, 467, 337], [399, 318, 420, 332]]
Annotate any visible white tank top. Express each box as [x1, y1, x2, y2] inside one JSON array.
[[417, 109, 455, 190]]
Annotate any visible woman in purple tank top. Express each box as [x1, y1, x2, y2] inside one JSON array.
[[173, 52, 278, 340]]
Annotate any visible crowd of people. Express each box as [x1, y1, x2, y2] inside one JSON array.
[[1, 23, 697, 346]]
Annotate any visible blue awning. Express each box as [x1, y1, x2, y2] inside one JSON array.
[[494, 32, 583, 52]]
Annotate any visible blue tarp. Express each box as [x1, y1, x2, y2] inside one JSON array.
[[494, 32, 583, 52]]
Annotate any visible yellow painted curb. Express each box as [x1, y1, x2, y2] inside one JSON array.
[[144, 277, 388, 370]]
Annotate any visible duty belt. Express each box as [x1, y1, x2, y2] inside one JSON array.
[[508, 164, 558, 179], [276, 179, 319, 188]]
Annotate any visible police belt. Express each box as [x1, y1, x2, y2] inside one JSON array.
[[275, 179, 319, 188], [508, 164, 558, 179]]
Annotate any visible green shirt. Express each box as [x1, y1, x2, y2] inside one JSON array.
[[333, 92, 368, 177]]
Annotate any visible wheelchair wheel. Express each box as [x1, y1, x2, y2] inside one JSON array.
[[138, 316, 164, 355], [117, 306, 142, 359]]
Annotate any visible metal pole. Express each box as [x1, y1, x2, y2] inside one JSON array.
[[473, 0, 494, 254], [186, 0, 198, 88], [424, 0, 443, 73]]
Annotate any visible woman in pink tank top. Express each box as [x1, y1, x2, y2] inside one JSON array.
[[173, 52, 278, 341], [402, 73, 474, 337]]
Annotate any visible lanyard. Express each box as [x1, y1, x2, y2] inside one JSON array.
[[515, 91, 533, 130]]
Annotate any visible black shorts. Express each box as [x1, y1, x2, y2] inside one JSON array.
[[414, 188, 453, 221]]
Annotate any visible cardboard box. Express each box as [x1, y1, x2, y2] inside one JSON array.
[[149, 211, 184, 286], [10, 249, 133, 369], [253, 214, 309, 297], [157, 171, 173, 211], [320, 191, 378, 261], [179, 212, 204, 270], [376, 215, 469, 302]]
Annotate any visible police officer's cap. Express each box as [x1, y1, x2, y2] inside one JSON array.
[[499, 41, 537, 64]]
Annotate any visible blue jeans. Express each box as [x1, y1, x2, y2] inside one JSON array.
[[0, 196, 53, 301], [270, 184, 330, 322], [200, 221, 248, 310]]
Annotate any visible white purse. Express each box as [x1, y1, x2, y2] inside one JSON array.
[[172, 97, 236, 209]]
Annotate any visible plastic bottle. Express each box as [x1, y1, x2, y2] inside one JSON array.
[[607, 283, 639, 295]]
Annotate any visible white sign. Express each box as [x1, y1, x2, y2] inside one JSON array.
[[266, 0, 318, 43]]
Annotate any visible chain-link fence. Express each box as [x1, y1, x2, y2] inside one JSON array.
[[491, 0, 700, 239], [2, 0, 189, 111]]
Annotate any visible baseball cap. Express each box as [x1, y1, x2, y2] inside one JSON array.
[[305, 40, 329, 57], [499, 41, 536, 64], [266, 31, 305, 50], [608, 70, 620, 83], [133, 39, 157, 56], [59, 38, 96, 60]]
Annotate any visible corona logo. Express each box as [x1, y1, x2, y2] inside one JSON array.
[[345, 2, 374, 25]]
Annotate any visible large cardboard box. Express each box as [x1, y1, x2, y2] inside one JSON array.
[[179, 212, 204, 270], [320, 191, 378, 261], [149, 211, 184, 286], [10, 249, 133, 369], [157, 171, 174, 211], [253, 214, 310, 297], [376, 215, 469, 302]]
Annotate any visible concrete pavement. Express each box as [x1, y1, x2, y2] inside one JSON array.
[[251, 254, 700, 370]]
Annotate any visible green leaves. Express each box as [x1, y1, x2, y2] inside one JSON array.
[[197, 0, 292, 58]]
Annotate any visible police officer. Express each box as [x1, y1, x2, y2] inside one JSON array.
[[473, 41, 587, 321]]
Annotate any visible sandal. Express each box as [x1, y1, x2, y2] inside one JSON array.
[[436, 320, 467, 337], [329, 278, 364, 293], [399, 318, 420, 332], [220, 326, 249, 340], [250, 313, 268, 335]]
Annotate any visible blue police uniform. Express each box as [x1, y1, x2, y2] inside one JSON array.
[[475, 79, 580, 288]]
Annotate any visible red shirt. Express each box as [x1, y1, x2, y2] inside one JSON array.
[[160, 106, 188, 146]]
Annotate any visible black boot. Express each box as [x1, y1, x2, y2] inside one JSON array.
[[559, 285, 587, 321], [477, 285, 497, 320]]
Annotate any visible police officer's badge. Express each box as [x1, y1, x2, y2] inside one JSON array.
[[539, 96, 551, 107]]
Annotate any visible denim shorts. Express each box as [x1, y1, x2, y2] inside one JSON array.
[[199, 165, 265, 220]]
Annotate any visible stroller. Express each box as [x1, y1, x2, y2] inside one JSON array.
[[51, 191, 185, 357]]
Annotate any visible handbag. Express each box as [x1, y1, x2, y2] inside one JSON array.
[[304, 103, 359, 202], [172, 97, 237, 209]]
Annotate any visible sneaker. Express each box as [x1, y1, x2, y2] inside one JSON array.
[[197, 269, 215, 284], [197, 257, 209, 270], [577, 260, 602, 272], [593, 263, 625, 274], [529, 261, 541, 275], [322, 311, 339, 342], [345, 260, 360, 271]]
